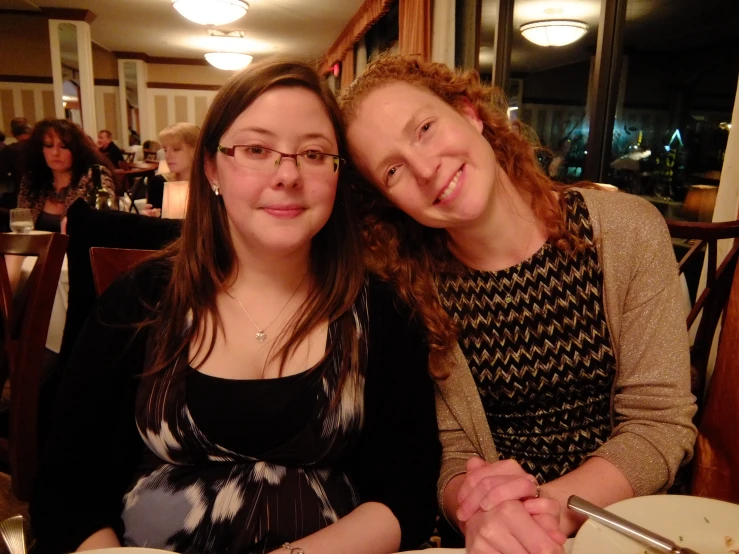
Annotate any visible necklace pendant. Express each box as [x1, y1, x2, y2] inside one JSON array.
[[505, 294, 513, 304], [255, 330, 267, 343]]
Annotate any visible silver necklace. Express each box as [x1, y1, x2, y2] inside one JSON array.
[[234, 275, 306, 343]]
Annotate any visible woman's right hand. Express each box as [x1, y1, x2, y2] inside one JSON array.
[[139, 204, 161, 217], [464, 498, 565, 554]]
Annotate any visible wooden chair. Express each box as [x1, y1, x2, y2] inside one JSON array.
[[90, 247, 156, 296], [0, 232, 68, 501], [123, 151, 136, 163], [666, 219, 739, 409], [691, 259, 739, 502], [143, 149, 158, 162]]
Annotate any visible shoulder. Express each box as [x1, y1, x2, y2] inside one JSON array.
[[576, 187, 669, 245], [97, 257, 172, 320]]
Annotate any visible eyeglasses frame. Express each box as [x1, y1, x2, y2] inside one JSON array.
[[217, 145, 346, 173]]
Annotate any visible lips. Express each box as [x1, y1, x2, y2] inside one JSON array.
[[262, 205, 306, 218], [434, 168, 462, 204]]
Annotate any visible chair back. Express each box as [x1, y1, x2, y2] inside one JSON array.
[[667, 219, 739, 408], [143, 150, 158, 162], [691, 252, 739, 502], [90, 247, 156, 296], [123, 151, 136, 163], [0, 232, 68, 500]]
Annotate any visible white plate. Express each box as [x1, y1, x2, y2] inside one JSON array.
[[572, 495, 739, 554]]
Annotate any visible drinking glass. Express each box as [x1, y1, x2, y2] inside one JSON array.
[[9, 208, 34, 233]]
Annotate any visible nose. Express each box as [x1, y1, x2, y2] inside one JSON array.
[[274, 156, 301, 188], [407, 152, 440, 185]]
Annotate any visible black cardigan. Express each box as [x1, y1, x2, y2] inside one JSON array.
[[30, 260, 441, 553]]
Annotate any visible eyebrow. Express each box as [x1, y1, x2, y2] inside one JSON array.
[[231, 126, 334, 144], [373, 106, 428, 177]]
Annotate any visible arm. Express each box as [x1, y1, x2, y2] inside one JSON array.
[[268, 503, 400, 554], [348, 282, 441, 551], [30, 266, 158, 554]]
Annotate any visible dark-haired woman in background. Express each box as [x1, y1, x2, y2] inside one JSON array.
[[18, 118, 116, 232]]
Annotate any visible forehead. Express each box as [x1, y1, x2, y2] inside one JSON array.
[[354, 82, 448, 124], [44, 130, 62, 141], [225, 86, 337, 142]]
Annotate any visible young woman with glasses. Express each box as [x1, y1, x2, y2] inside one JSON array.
[[31, 59, 441, 554]]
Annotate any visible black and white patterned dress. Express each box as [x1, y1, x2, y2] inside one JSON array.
[[121, 307, 367, 553]]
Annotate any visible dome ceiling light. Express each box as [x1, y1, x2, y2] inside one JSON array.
[[520, 20, 588, 47], [172, 0, 248, 26]]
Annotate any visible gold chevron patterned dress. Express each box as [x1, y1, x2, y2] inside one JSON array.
[[439, 191, 617, 484]]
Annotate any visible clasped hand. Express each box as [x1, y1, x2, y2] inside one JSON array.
[[457, 457, 567, 554]]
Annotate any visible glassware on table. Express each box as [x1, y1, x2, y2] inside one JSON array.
[[9, 208, 34, 233]]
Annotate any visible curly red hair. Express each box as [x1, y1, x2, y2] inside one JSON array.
[[340, 54, 588, 373]]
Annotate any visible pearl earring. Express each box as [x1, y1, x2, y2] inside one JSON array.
[[211, 183, 220, 196]]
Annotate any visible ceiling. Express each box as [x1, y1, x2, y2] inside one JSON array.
[[480, 0, 739, 75], [3, 0, 366, 61]]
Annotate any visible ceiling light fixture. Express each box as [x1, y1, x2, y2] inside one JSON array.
[[520, 20, 588, 47], [204, 52, 253, 71], [172, 0, 248, 26]]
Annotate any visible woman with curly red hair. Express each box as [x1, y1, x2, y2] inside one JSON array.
[[341, 54, 697, 554]]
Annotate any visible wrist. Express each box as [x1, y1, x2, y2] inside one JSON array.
[[281, 542, 305, 554]]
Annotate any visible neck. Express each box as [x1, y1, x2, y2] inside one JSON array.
[[52, 171, 72, 190], [174, 171, 187, 181], [446, 168, 546, 271], [230, 235, 312, 294]]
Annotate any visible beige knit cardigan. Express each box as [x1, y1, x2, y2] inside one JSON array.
[[432, 188, 698, 515]]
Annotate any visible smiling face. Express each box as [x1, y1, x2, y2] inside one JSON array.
[[346, 82, 501, 231], [97, 131, 111, 148], [163, 140, 195, 179], [42, 130, 73, 174], [206, 86, 339, 257]]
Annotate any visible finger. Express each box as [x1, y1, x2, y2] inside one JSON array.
[[533, 514, 568, 545], [459, 459, 528, 502], [524, 497, 561, 517], [466, 456, 487, 473], [495, 501, 565, 554], [477, 475, 540, 511]]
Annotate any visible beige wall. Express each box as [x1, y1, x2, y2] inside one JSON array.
[[147, 64, 229, 87], [0, 14, 52, 77], [93, 43, 119, 80]]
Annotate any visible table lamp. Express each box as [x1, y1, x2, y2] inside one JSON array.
[[681, 184, 718, 222], [161, 181, 189, 219]]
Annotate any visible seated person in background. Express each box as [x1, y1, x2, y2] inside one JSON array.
[[0, 116, 33, 208], [142, 139, 161, 162], [340, 54, 697, 554], [144, 122, 199, 217], [31, 58, 440, 554], [97, 129, 124, 167], [18, 118, 116, 233]]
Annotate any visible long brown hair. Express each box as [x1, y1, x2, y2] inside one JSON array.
[[146, 59, 365, 396], [340, 53, 587, 368]]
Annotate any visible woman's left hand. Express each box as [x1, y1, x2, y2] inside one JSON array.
[[457, 457, 541, 522]]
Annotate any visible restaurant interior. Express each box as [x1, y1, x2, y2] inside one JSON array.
[[0, 0, 738, 552]]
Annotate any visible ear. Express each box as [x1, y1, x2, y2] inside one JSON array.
[[457, 97, 484, 134], [204, 154, 218, 186]]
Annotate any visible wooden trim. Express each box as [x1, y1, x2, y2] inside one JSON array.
[[94, 78, 120, 87], [42, 8, 96, 23], [0, 75, 53, 84], [147, 82, 221, 91], [583, 0, 627, 182], [113, 51, 208, 66], [0, 9, 45, 17]]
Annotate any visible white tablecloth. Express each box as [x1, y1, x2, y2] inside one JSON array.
[[401, 539, 574, 553], [19, 254, 69, 354]]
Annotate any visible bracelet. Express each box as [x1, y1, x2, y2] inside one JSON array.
[[281, 542, 305, 554]]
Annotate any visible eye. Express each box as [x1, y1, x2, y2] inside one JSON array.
[[302, 150, 323, 160], [421, 122, 432, 133], [385, 166, 402, 187]]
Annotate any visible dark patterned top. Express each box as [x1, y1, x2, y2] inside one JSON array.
[[121, 303, 368, 553], [439, 191, 617, 484]]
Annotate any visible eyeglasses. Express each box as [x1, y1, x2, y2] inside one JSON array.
[[218, 145, 345, 174]]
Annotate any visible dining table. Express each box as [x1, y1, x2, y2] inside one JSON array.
[[113, 162, 158, 196]]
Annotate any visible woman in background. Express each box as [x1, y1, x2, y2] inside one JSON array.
[[31, 59, 440, 554], [144, 122, 199, 217], [18, 118, 116, 232], [341, 54, 696, 554]]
